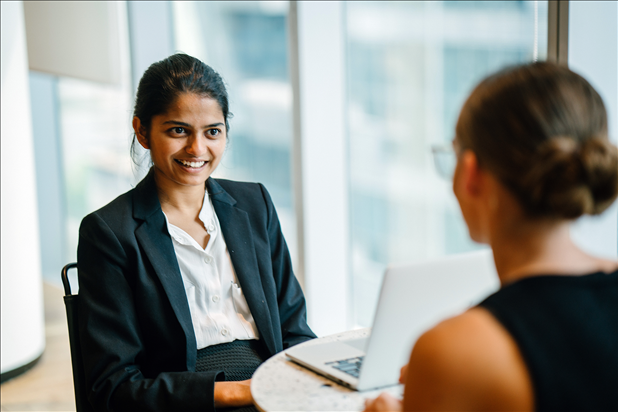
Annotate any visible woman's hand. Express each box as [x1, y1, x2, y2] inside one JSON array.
[[363, 393, 403, 412], [214, 379, 253, 408]]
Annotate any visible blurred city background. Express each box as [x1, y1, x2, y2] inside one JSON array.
[[31, 1, 548, 328]]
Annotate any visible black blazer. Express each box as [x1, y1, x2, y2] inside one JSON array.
[[77, 169, 316, 412]]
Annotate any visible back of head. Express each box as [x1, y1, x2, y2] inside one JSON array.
[[457, 62, 618, 219]]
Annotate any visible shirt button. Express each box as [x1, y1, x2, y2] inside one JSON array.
[[212, 295, 220, 303], [204, 256, 212, 264], [207, 224, 215, 232], [221, 328, 228, 336]]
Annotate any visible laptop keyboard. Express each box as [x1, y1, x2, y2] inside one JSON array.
[[325, 356, 364, 378]]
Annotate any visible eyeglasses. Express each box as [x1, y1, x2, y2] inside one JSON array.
[[431, 142, 457, 181]]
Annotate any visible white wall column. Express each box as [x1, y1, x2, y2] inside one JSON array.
[[291, 1, 349, 336], [568, 1, 618, 257], [1, 1, 46, 379]]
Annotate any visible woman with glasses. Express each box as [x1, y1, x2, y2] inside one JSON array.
[[365, 62, 618, 411], [77, 54, 315, 412]]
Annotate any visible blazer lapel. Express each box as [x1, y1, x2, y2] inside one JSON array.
[[133, 170, 197, 369], [208, 178, 277, 356]]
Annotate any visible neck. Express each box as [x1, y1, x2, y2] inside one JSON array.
[[154, 169, 206, 214], [489, 217, 595, 286]]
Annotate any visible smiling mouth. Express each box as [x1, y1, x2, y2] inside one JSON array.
[[175, 159, 207, 168]]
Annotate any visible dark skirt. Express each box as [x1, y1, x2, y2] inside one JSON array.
[[196, 339, 269, 412]]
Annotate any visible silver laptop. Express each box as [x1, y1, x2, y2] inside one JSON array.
[[286, 249, 499, 391]]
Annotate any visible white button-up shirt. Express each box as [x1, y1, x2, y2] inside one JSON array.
[[163, 191, 259, 350]]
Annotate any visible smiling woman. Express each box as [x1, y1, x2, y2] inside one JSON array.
[[76, 53, 315, 412], [134, 94, 227, 190]]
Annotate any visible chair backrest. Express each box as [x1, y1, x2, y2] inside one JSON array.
[[61, 263, 95, 412]]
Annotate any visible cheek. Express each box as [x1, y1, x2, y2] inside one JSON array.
[[458, 199, 482, 241], [147, 138, 179, 165], [453, 164, 478, 239], [147, 140, 165, 159], [452, 162, 464, 204], [212, 138, 227, 156]]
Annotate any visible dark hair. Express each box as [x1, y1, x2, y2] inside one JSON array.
[[457, 62, 618, 219], [131, 53, 232, 165]]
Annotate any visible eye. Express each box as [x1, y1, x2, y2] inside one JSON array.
[[207, 128, 221, 137], [172, 127, 186, 134]]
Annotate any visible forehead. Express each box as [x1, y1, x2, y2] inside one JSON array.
[[160, 93, 224, 122]]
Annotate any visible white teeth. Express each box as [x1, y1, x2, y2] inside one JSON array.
[[179, 160, 206, 168]]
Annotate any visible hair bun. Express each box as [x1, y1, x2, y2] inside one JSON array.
[[517, 137, 618, 219], [580, 137, 618, 214]]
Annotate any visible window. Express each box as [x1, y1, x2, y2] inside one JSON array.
[[345, 1, 548, 327], [57, 77, 135, 264]]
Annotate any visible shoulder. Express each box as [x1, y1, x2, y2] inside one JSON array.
[[213, 178, 263, 196], [79, 187, 138, 237], [212, 178, 273, 209], [403, 307, 533, 411], [213, 178, 265, 197]]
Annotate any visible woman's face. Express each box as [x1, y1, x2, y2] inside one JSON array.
[[135, 93, 226, 190]]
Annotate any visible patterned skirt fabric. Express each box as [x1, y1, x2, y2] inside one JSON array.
[[196, 339, 268, 379], [196, 339, 268, 412]]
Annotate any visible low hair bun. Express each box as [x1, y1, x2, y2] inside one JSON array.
[[580, 137, 618, 214], [515, 137, 618, 219]]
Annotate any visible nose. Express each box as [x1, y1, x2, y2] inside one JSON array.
[[186, 135, 207, 156]]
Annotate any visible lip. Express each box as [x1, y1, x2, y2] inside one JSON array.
[[174, 159, 209, 171]]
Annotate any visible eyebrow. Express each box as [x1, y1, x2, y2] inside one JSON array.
[[162, 120, 225, 128]]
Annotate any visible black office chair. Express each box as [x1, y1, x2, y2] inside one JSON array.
[[61, 263, 95, 412]]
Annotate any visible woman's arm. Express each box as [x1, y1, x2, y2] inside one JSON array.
[[214, 380, 253, 408], [363, 309, 533, 412], [78, 212, 223, 412], [258, 183, 317, 347], [403, 308, 533, 411]]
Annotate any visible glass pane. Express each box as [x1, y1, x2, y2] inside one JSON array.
[[346, 1, 548, 327], [172, 1, 297, 265], [58, 78, 136, 264]]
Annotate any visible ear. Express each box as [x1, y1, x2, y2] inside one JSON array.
[[132, 117, 150, 150], [457, 150, 484, 198]]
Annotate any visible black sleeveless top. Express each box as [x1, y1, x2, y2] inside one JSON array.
[[478, 270, 618, 412]]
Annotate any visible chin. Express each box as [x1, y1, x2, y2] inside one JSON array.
[[181, 176, 209, 186], [468, 228, 489, 245], [460, 208, 488, 245]]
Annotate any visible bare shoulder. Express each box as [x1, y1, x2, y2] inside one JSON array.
[[403, 308, 533, 411], [597, 258, 618, 273]]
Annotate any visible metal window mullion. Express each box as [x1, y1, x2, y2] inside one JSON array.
[[548, 0, 569, 65], [288, 1, 306, 291]]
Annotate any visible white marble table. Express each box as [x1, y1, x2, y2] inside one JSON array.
[[251, 328, 404, 412]]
